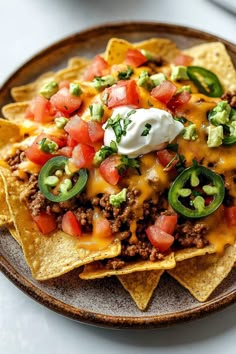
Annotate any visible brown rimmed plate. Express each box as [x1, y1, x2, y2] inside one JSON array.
[[0, 22, 236, 329]]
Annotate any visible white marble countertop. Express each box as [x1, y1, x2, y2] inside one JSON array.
[[0, 1, 236, 353]]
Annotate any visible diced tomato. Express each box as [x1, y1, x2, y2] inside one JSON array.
[[105, 80, 140, 109], [70, 143, 95, 169], [167, 91, 191, 113], [58, 146, 73, 158], [25, 133, 65, 165], [156, 149, 179, 171], [83, 55, 109, 81], [25, 96, 56, 123], [99, 155, 121, 185], [155, 215, 178, 235], [93, 216, 112, 238], [64, 115, 91, 145], [32, 212, 57, 234], [151, 80, 177, 104], [173, 54, 193, 66], [59, 80, 70, 89], [124, 49, 147, 68], [224, 206, 236, 227], [62, 211, 82, 237], [67, 134, 78, 148], [146, 225, 174, 252], [87, 121, 104, 143], [50, 88, 82, 115]]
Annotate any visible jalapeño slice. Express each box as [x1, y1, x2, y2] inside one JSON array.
[[187, 66, 223, 97], [168, 163, 225, 218], [38, 156, 88, 202]]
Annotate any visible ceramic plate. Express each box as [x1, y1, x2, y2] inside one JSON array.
[[0, 22, 236, 329]]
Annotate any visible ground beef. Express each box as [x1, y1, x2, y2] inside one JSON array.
[[105, 258, 126, 270], [6, 149, 25, 170], [221, 90, 236, 108], [121, 240, 164, 261], [19, 174, 38, 202], [75, 207, 93, 226], [174, 221, 209, 249], [28, 191, 47, 216]]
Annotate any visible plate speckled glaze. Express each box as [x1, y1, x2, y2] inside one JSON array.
[[0, 22, 236, 329]]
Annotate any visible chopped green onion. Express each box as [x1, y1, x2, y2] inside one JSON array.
[[70, 82, 83, 96], [55, 117, 69, 129], [39, 81, 59, 99], [92, 75, 116, 90], [37, 138, 58, 153], [89, 103, 104, 122]]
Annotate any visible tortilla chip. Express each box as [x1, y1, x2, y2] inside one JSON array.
[[80, 253, 175, 280], [105, 38, 133, 66], [105, 37, 180, 66], [168, 243, 236, 302], [134, 38, 180, 62], [11, 59, 90, 103], [184, 42, 236, 91], [11, 72, 55, 102], [0, 168, 121, 280], [174, 244, 216, 262], [68, 56, 91, 69], [2, 102, 29, 124], [0, 118, 22, 152], [118, 270, 163, 311], [0, 175, 13, 227]]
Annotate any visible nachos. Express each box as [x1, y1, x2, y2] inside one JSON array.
[[1, 37, 236, 311]]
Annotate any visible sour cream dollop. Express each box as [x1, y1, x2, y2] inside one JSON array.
[[103, 106, 184, 158]]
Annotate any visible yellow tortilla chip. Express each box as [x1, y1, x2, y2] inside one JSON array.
[[11, 72, 55, 102], [68, 56, 91, 69], [134, 38, 180, 62], [11, 59, 90, 103], [174, 244, 216, 262], [168, 243, 236, 302], [2, 102, 29, 124], [184, 42, 236, 91], [118, 270, 163, 311], [80, 253, 175, 280], [0, 175, 13, 227], [105, 38, 133, 66], [0, 168, 121, 280], [0, 118, 22, 152], [105, 37, 180, 66]]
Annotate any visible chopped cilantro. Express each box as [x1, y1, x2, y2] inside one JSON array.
[[141, 123, 152, 136], [118, 66, 134, 80], [116, 155, 140, 175], [93, 141, 118, 166], [174, 116, 188, 124], [105, 114, 123, 143]]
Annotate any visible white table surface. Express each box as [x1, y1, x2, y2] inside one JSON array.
[[0, 0, 236, 353]]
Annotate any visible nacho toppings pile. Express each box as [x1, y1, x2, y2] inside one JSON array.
[[1, 37, 236, 311]]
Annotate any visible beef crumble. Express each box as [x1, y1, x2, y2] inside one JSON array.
[[221, 90, 236, 108], [175, 221, 209, 249], [6, 149, 25, 171]]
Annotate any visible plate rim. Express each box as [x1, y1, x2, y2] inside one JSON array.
[[0, 21, 236, 329]]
